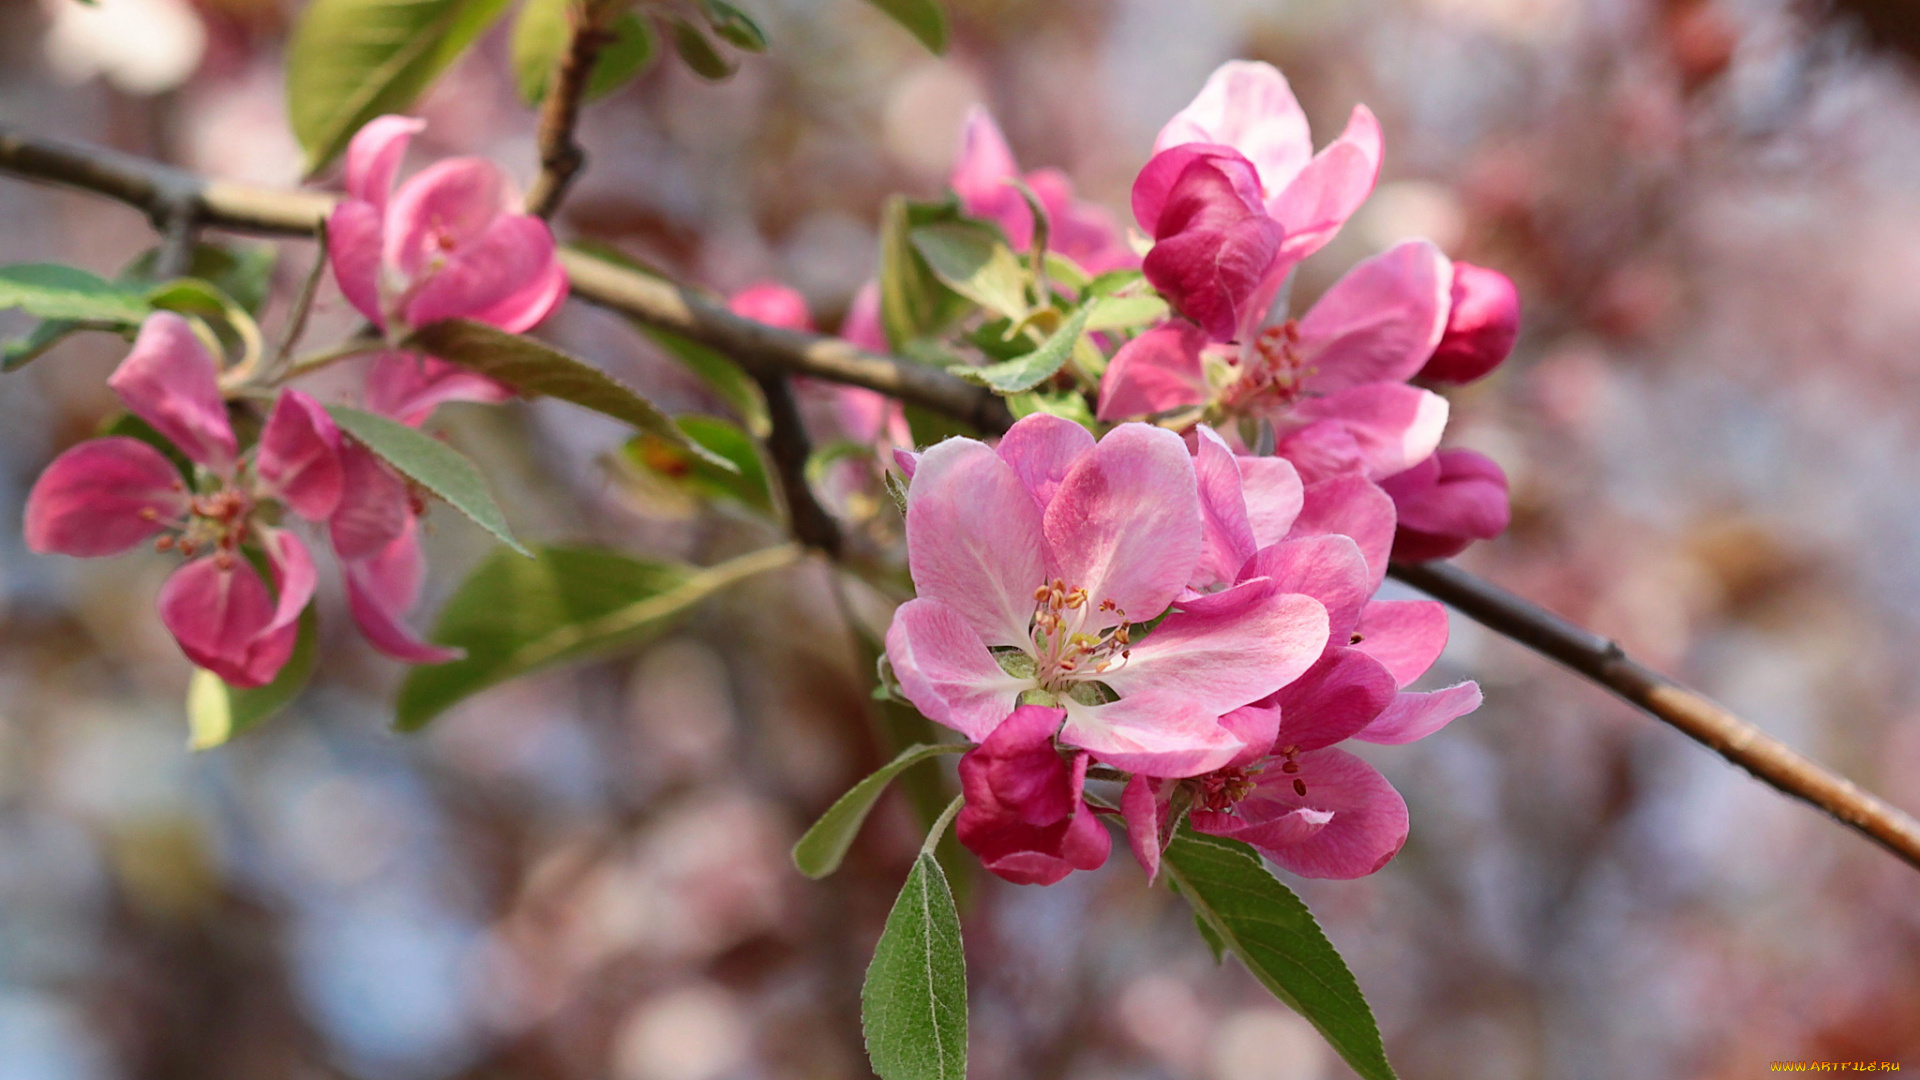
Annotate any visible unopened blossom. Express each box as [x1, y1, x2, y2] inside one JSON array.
[[327, 114, 568, 336], [952, 107, 1138, 275], [23, 312, 337, 686], [1417, 262, 1521, 385], [955, 704, 1110, 885], [885, 414, 1331, 777], [1377, 448, 1511, 562]]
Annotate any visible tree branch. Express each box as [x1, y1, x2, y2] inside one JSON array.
[[524, 7, 613, 220], [2, 123, 1916, 872], [753, 372, 842, 556]]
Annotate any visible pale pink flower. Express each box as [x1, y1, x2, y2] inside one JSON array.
[[23, 313, 336, 686], [955, 704, 1110, 885], [951, 107, 1138, 275]]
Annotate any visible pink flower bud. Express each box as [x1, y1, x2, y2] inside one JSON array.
[[955, 705, 1110, 886], [1419, 263, 1519, 384]]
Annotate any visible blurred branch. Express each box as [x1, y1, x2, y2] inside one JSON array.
[[2, 123, 1917, 873], [525, 5, 613, 219], [753, 373, 843, 555]]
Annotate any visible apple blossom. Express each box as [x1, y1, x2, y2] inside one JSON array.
[[951, 107, 1138, 275], [954, 704, 1110, 885]]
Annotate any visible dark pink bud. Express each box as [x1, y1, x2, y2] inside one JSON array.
[[1378, 449, 1510, 561], [955, 705, 1110, 886], [727, 281, 814, 333], [1418, 263, 1519, 384], [1135, 145, 1282, 343]]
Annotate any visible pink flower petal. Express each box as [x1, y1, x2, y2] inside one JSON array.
[[1242, 747, 1409, 879], [257, 390, 343, 520], [25, 438, 187, 557], [384, 158, 515, 281], [1238, 454, 1304, 548], [885, 598, 1030, 742], [1139, 149, 1284, 342], [1270, 104, 1382, 263], [996, 412, 1095, 510], [1355, 681, 1482, 745], [1420, 262, 1519, 385], [326, 199, 388, 328], [342, 516, 462, 664], [158, 555, 297, 688], [363, 351, 514, 427], [1379, 449, 1510, 562], [951, 107, 1032, 249], [400, 213, 561, 330], [1296, 240, 1451, 395], [840, 280, 887, 353], [1045, 423, 1202, 626], [1285, 474, 1398, 591], [1270, 646, 1397, 751], [1121, 771, 1170, 882], [1190, 426, 1257, 589], [1103, 577, 1329, 726], [1154, 60, 1314, 204], [1192, 802, 1331, 854], [906, 437, 1051, 647], [108, 312, 237, 472], [728, 281, 815, 332], [1060, 690, 1245, 778], [1219, 698, 1282, 768], [1096, 319, 1211, 421], [1275, 383, 1449, 482], [1237, 534, 1373, 645], [1028, 168, 1137, 273], [344, 114, 426, 210], [1131, 143, 1265, 237], [955, 704, 1110, 886], [257, 526, 316, 636], [329, 443, 411, 561], [463, 251, 569, 334], [1350, 599, 1449, 687]]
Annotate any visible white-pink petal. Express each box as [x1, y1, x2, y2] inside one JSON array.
[[885, 598, 1029, 742], [906, 437, 1051, 647]]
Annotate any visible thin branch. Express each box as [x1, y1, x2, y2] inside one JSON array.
[[3, 123, 1917, 872], [524, 5, 613, 220], [264, 228, 330, 381], [753, 373, 843, 556], [1389, 559, 1920, 872]]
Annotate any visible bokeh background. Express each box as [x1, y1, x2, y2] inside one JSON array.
[[3, 0, 1920, 1076]]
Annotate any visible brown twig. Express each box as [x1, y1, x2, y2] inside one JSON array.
[[2, 123, 1916, 873], [524, 4, 613, 220], [753, 373, 843, 556]]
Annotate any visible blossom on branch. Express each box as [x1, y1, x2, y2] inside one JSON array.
[[951, 107, 1138, 275]]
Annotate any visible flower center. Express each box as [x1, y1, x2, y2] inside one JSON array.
[[1218, 319, 1314, 414], [1028, 578, 1133, 692], [148, 483, 253, 565], [1189, 744, 1307, 816]]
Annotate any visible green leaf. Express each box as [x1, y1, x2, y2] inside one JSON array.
[[878, 197, 970, 351], [395, 543, 797, 729], [1042, 252, 1090, 293], [187, 608, 319, 749], [287, 0, 515, 175], [1161, 831, 1397, 1080], [406, 320, 737, 471], [326, 405, 527, 556], [121, 243, 278, 314], [1004, 386, 1095, 428], [147, 278, 265, 372], [792, 743, 966, 878], [3, 320, 124, 371], [667, 16, 736, 79], [642, 326, 770, 436], [512, 0, 657, 103], [624, 414, 772, 513], [702, 0, 767, 51], [0, 264, 150, 324], [861, 0, 946, 53], [909, 221, 1029, 322], [862, 852, 967, 1080], [956, 302, 1092, 394], [1193, 909, 1227, 963], [1084, 293, 1169, 333]]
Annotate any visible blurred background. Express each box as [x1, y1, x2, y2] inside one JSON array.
[[3, 0, 1920, 1076]]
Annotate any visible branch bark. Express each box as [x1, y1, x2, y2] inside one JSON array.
[[524, 7, 613, 220], [754, 372, 843, 556], [2, 123, 1917, 872]]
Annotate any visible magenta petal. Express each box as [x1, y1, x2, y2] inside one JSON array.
[[956, 705, 1109, 886], [1154, 61, 1314, 203], [344, 114, 425, 209], [329, 443, 411, 561], [384, 158, 514, 280], [1237, 454, 1304, 548], [1420, 262, 1519, 385], [109, 313, 237, 472], [1271, 647, 1397, 750], [1277, 383, 1450, 482], [257, 390, 343, 520], [363, 351, 513, 427], [1045, 423, 1201, 626], [25, 438, 187, 557], [1356, 682, 1482, 745], [1121, 772, 1168, 882], [1270, 104, 1382, 262], [401, 213, 560, 330], [1285, 474, 1398, 591], [1140, 149, 1284, 342], [1096, 320, 1211, 421], [1296, 240, 1451, 394], [343, 516, 462, 665], [1380, 449, 1511, 562], [257, 526, 316, 636], [728, 281, 815, 333], [892, 448, 919, 479], [906, 437, 1051, 647], [158, 556, 295, 688], [1105, 578, 1327, 716], [1131, 143, 1263, 238], [996, 413, 1095, 510], [1351, 600, 1449, 687], [1244, 747, 1409, 879], [951, 107, 1033, 250], [1190, 426, 1256, 590], [1060, 691, 1244, 778], [1237, 534, 1372, 646], [885, 599, 1029, 742], [326, 200, 388, 329], [1219, 699, 1282, 769], [1193, 803, 1332, 855], [464, 251, 569, 333]]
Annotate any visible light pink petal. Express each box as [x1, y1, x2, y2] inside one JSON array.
[[830, 386, 901, 446], [1276, 383, 1449, 483], [363, 350, 514, 427], [1060, 691, 1244, 778], [257, 390, 343, 520], [1045, 423, 1201, 626], [840, 280, 887, 353], [1121, 772, 1169, 882], [1237, 534, 1372, 645], [343, 114, 425, 209], [1270, 646, 1397, 751], [1243, 747, 1409, 879], [884, 598, 1029, 742], [906, 437, 1051, 646], [1029, 169, 1137, 274], [401, 214, 561, 330], [1296, 240, 1451, 394], [257, 526, 316, 637], [1238, 454, 1304, 548], [1420, 262, 1519, 385], [1270, 104, 1382, 262], [891, 447, 919, 479], [1193, 802, 1332, 854], [1219, 699, 1282, 769], [326, 200, 388, 329], [1154, 60, 1314, 203], [384, 158, 514, 281], [343, 517, 462, 665], [996, 412, 1095, 510], [157, 556, 296, 688], [1284, 474, 1398, 591], [1103, 578, 1329, 718], [1356, 681, 1482, 745], [463, 250, 569, 333], [24, 438, 187, 557], [1096, 320, 1211, 421], [951, 107, 1032, 249], [329, 443, 411, 561], [1351, 600, 1449, 687], [728, 281, 815, 332], [1190, 426, 1256, 589], [108, 312, 237, 472]]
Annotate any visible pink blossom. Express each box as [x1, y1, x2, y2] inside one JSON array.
[[885, 415, 1331, 777], [952, 107, 1138, 275], [1377, 448, 1511, 561], [955, 704, 1110, 885], [23, 313, 334, 686], [363, 351, 514, 427], [1418, 262, 1520, 385], [327, 114, 568, 336]]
